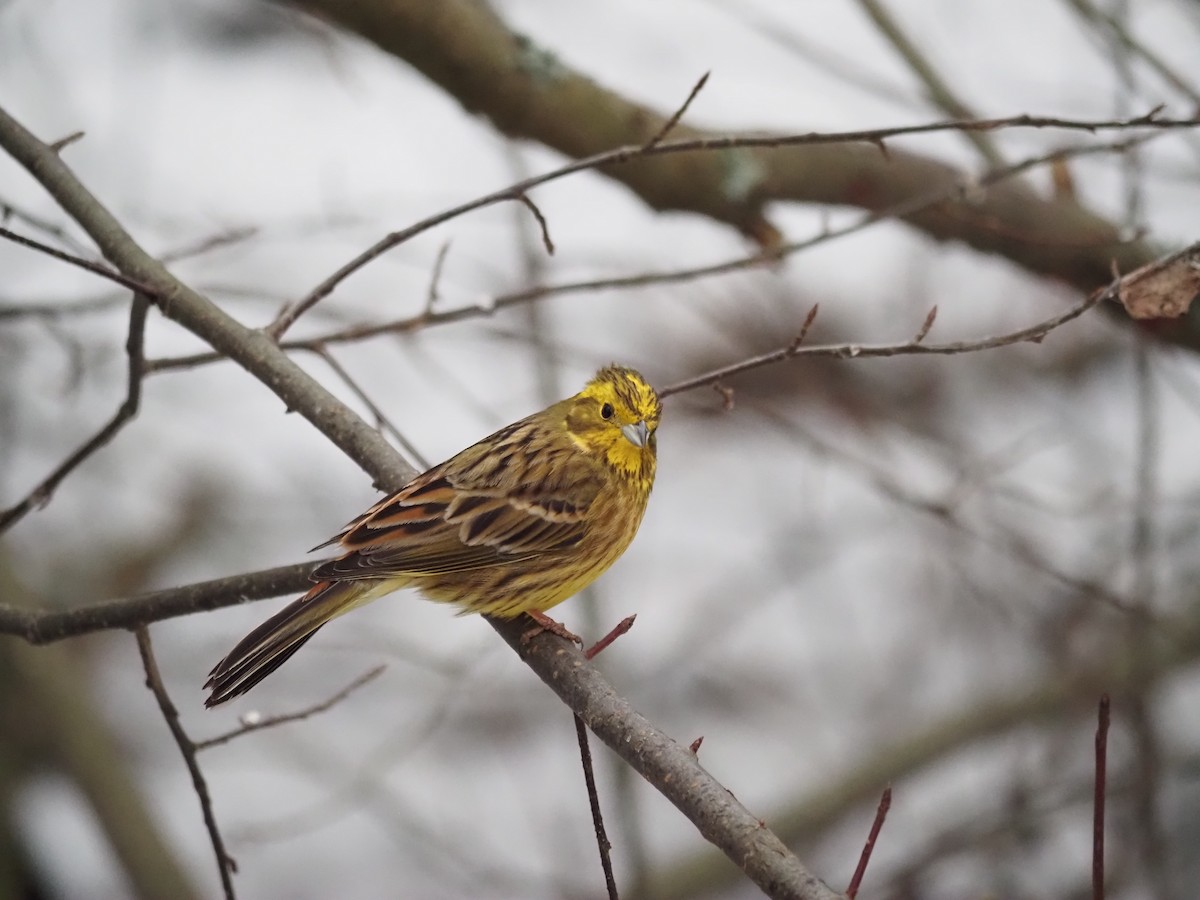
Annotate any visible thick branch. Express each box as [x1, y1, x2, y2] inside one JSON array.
[[489, 617, 842, 900], [283, 0, 1200, 350], [0, 562, 321, 644], [0, 103, 414, 494]]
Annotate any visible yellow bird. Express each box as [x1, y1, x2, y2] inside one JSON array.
[[205, 365, 661, 706]]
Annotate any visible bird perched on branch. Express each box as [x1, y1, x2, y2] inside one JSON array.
[[205, 365, 662, 707]]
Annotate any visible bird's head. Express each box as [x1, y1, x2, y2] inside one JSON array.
[[565, 366, 662, 487]]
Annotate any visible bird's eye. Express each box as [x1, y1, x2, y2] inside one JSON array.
[[600, 402, 615, 420]]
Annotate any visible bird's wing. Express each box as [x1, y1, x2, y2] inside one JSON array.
[[311, 457, 604, 582]]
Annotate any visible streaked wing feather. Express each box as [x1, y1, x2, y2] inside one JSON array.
[[310, 439, 602, 582]]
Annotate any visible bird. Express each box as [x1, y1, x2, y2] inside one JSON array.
[[204, 365, 662, 707]]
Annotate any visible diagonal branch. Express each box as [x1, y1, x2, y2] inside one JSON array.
[[489, 616, 842, 900], [0, 103, 415, 495]]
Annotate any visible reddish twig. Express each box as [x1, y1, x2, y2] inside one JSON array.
[[135, 627, 237, 900], [585, 615, 637, 660], [196, 665, 386, 750], [912, 306, 939, 343], [847, 786, 892, 899], [1093, 694, 1110, 900]]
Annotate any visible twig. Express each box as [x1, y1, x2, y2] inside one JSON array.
[[197, 665, 386, 750], [260, 108, 1195, 339], [424, 239, 453, 315], [0, 293, 149, 533], [644, 72, 710, 150], [1093, 694, 1110, 900], [515, 193, 555, 256], [144, 134, 1160, 374], [575, 616, 637, 897], [912, 306, 938, 344], [1063, 0, 1200, 106], [0, 225, 159, 297], [585, 615, 637, 660], [310, 346, 431, 470], [490, 616, 840, 900], [135, 627, 237, 900], [0, 292, 129, 320], [0, 102, 415, 495], [657, 286, 1106, 399], [159, 226, 259, 264], [854, 0, 1004, 167], [846, 786, 891, 899], [575, 715, 619, 900], [48, 130, 85, 153], [0, 197, 92, 255]]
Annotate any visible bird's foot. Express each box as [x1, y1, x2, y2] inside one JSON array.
[[521, 610, 582, 646]]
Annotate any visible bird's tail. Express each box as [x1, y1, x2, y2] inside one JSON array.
[[204, 579, 388, 707]]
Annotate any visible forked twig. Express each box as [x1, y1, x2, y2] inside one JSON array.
[[135, 627, 237, 900], [658, 287, 1106, 399], [260, 108, 1195, 339], [1, 293, 149, 533]]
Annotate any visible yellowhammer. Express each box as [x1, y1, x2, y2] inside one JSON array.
[[204, 365, 661, 707]]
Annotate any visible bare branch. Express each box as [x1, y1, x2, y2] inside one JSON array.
[[0, 102, 415, 494], [575, 714, 618, 900], [490, 617, 841, 900], [258, 106, 1194, 339], [135, 627, 237, 900], [1063, 0, 1200, 107], [854, 0, 1004, 167], [196, 665, 386, 750], [658, 285, 1106, 400], [0, 225, 159, 296], [0, 561, 321, 644], [0, 196, 92, 255], [0, 293, 148, 533]]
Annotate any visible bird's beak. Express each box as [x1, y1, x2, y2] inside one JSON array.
[[621, 420, 650, 448]]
